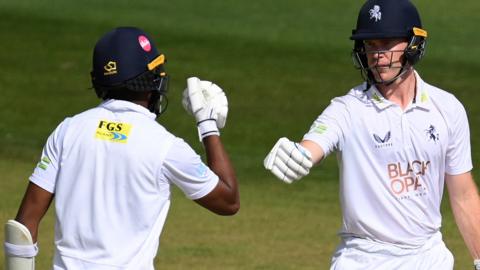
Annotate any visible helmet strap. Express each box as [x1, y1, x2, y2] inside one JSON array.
[[374, 62, 412, 86]]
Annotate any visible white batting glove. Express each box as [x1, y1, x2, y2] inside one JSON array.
[[474, 259, 480, 270], [264, 137, 313, 184], [182, 77, 229, 140]]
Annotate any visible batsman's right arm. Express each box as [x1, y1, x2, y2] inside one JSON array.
[[300, 140, 325, 164], [195, 135, 239, 215]]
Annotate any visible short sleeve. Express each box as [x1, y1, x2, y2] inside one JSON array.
[[29, 118, 71, 193], [302, 97, 351, 157], [445, 100, 473, 175], [161, 138, 219, 200]]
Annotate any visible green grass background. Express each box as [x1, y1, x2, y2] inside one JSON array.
[[1, 0, 479, 269]]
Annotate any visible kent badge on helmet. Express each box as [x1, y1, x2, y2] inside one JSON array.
[[350, 0, 428, 85], [91, 27, 169, 116]]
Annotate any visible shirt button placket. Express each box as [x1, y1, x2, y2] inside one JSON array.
[[400, 112, 410, 149]]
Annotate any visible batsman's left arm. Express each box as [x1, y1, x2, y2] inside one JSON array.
[[445, 172, 480, 266], [4, 182, 53, 270], [14, 182, 54, 242]]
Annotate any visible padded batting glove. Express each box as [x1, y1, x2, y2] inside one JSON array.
[[264, 137, 313, 184], [182, 77, 228, 140], [474, 259, 480, 270], [4, 220, 38, 270]]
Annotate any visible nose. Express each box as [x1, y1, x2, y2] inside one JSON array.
[[368, 51, 391, 67], [373, 51, 387, 59]]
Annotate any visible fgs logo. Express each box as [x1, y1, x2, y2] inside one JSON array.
[[95, 120, 132, 143]]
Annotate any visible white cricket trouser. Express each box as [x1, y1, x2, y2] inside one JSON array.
[[330, 232, 454, 270]]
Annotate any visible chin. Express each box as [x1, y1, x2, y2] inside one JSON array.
[[373, 72, 397, 83]]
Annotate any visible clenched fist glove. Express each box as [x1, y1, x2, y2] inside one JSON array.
[[182, 77, 228, 140], [264, 137, 313, 184]]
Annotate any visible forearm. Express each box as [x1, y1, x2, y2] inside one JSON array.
[[203, 135, 239, 203], [449, 183, 480, 259], [300, 140, 325, 164], [183, 77, 239, 214], [15, 182, 53, 242]]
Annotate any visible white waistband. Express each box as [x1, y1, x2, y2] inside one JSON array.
[[340, 231, 443, 257]]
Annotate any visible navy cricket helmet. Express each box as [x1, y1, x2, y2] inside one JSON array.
[[91, 27, 169, 115], [350, 0, 428, 84]]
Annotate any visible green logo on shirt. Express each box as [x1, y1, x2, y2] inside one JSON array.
[[37, 156, 51, 170], [372, 93, 382, 103], [420, 91, 428, 103], [309, 123, 328, 134]]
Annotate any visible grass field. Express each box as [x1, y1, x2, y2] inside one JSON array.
[[1, 0, 479, 269]]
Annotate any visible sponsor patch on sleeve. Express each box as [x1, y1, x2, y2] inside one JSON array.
[[196, 163, 208, 177], [309, 122, 328, 134], [37, 156, 51, 170], [95, 120, 132, 143]]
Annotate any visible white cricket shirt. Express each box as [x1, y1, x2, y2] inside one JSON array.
[[303, 72, 472, 247], [30, 100, 219, 269]]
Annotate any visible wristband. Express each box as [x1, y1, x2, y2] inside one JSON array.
[[474, 259, 480, 270], [4, 242, 38, 257], [197, 119, 220, 140]]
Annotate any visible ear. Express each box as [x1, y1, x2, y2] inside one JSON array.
[[146, 91, 153, 100]]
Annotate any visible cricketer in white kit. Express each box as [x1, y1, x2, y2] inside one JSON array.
[[264, 0, 480, 269], [4, 27, 239, 270]]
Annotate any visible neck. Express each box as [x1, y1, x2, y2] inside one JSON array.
[[376, 69, 416, 110], [131, 100, 150, 109]]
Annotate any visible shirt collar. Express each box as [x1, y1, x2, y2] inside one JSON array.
[[411, 71, 431, 110], [366, 84, 393, 110], [366, 71, 431, 111], [99, 99, 157, 119]]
